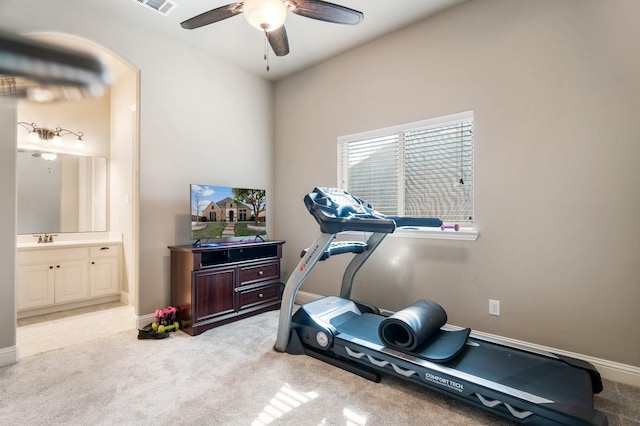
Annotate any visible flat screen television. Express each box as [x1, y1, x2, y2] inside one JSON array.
[[190, 184, 267, 246]]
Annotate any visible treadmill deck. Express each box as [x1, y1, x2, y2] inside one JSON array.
[[333, 313, 595, 408]]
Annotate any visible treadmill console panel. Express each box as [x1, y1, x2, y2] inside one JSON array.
[[304, 187, 396, 234], [304, 187, 442, 234]]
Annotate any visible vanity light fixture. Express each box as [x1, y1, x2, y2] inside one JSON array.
[[17, 122, 86, 150]]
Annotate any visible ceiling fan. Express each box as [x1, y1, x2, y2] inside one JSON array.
[[180, 0, 364, 69]]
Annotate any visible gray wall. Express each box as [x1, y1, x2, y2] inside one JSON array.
[[0, 100, 17, 352], [273, 0, 640, 366]]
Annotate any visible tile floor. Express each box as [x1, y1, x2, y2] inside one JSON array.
[[16, 302, 135, 357]]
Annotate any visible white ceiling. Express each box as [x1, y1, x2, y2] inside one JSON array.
[[89, 0, 467, 81]]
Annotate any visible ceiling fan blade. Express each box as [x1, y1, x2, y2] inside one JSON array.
[[267, 26, 290, 56], [290, 0, 363, 25], [180, 3, 243, 29]]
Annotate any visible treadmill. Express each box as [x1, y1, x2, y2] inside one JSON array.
[[274, 187, 607, 426]]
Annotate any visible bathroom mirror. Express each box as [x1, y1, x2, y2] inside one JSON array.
[[17, 149, 107, 234]]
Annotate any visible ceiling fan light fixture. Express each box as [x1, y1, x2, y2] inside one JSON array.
[[243, 0, 287, 32], [40, 152, 58, 161]]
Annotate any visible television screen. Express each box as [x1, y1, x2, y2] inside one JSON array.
[[190, 184, 267, 244]]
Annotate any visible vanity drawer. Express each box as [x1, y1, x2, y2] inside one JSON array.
[[90, 245, 120, 258], [239, 261, 279, 285], [18, 247, 89, 264]]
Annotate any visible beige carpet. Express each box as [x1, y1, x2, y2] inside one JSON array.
[[2, 309, 638, 425]]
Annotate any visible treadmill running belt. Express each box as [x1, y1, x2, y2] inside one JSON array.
[[336, 313, 470, 363]]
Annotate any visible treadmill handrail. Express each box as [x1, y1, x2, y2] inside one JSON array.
[[387, 216, 443, 228]]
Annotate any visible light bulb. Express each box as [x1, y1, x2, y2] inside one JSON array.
[[74, 137, 85, 150], [243, 0, 286, 31], [28, 130, 41, 143], [52, 133, 63, 146]]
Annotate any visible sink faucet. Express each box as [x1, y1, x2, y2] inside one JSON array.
[[34, 233, 55, 243]]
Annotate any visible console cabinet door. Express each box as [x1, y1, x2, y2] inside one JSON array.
[[193, 266, 237, 324], [54, 260, 90, 304], [17, 264, 55, 310]]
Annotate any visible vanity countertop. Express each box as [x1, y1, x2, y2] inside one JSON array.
[[17, 240, 122, 250], [17, 232, 122, 250]]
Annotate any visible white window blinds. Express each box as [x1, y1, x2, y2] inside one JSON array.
[[338, 111, 474, 225]]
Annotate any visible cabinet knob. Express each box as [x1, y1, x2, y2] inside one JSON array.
[[258, 270, 264, 276], [56, 265, 60, 268], [258, 293, 264, 298], [49, 266, 53, 269], [91, 261, 95, 265]]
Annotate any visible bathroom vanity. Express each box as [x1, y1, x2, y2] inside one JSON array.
[[16, 233, 122, 318]]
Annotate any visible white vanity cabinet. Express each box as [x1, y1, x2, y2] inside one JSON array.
[[17, 242, 121, 317]]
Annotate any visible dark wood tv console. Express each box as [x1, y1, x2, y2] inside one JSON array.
[[168, 240, 285, 336]]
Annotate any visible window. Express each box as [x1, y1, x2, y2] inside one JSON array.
[[338, 111, 475, 237]]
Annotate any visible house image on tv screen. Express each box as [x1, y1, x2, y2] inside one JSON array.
[[202, 197, 252, 223], [191, 184, 267, 240]]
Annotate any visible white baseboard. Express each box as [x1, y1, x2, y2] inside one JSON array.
[[294, 291, 640, 388], [0, 344, 19, 368], [135, 312, 156, 330], [295, 291, 323, 305]]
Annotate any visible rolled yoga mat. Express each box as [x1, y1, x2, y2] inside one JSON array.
[[378, 300, 448, 351]]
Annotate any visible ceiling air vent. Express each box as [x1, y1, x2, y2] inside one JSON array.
[[133, 0, 176, 16]]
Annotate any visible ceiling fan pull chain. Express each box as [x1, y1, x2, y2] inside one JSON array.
[[263, 28, 270, 72]]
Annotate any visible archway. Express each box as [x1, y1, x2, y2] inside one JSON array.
[[15, 32, 140, 355]]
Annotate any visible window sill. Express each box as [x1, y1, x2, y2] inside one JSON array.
[[391, 226, 478, 241], [342, 227, 478, 241]]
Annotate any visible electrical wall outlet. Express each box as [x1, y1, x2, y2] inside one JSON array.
[[489, 299, 500, 316]]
